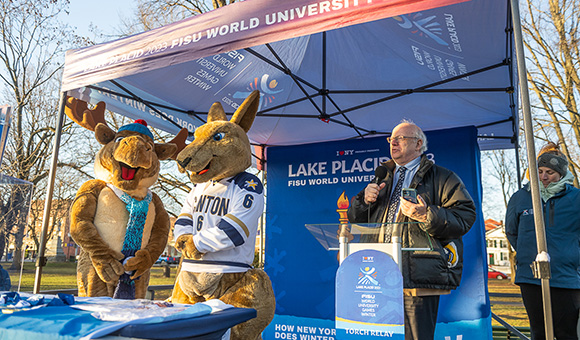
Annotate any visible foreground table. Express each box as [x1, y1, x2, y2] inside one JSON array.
[[0, 295, 256, 340]]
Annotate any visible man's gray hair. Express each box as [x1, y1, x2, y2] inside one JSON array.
[[400, 119, 428, 153]]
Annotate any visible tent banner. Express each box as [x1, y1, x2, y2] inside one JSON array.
[[62, 0, 467, 92], [263, 126, 491, 339]]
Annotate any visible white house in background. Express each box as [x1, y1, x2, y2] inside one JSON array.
[[485, 218, 511, 268]]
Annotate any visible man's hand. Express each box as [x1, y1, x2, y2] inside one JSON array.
[[400, 195, 428, 222], [364, 183, 386, 204]]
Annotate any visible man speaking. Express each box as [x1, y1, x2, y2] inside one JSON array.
[[347, 120, 476, 340]]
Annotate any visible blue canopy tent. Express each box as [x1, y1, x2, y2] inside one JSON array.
[[33, 0, 551, 338], [60, 0, 517, 152]]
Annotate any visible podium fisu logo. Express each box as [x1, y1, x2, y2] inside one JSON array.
[[358, 266, 380, 286]]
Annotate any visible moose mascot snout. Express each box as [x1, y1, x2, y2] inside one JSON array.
[[171, 91, 275, 340]]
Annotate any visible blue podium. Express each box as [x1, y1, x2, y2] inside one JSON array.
[[305, 222, 432, 340]]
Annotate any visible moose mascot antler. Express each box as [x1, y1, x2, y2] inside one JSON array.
[[66, 97, 184, 299], [170, 91, 275, 340]]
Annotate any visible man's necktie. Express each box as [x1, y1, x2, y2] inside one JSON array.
[[385, 166, 406, 242]]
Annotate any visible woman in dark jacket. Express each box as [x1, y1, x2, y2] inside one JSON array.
[[506, 142, 580, 340]]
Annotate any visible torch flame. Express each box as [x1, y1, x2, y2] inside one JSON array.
[[337, 191, 349, 209]]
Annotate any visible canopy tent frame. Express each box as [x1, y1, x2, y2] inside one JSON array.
[[32, 0, 553, 336], [77, 40, 520, 165], [33, 92, 66, 294], [69, 47, 520, 146]]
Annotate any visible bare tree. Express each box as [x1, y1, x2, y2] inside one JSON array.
[[482, 148, 521, 282], [484, 149, 519, 208], [121, 0, 237, 33], [482, 0, 580, 281], [521, 0, 580, 187], [0, 0, 94, 268], [0, 176, 33, 261]]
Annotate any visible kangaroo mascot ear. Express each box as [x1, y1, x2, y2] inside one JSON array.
[[230, 90, 260, 132]]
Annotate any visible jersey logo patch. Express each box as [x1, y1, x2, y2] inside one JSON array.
[[245, 179, 258, 190], [232, 172, 263, 194]]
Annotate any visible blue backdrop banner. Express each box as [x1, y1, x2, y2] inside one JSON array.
[[263, 126, 491, 340]]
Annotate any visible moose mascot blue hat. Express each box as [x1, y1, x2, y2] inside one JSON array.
[[118, 119, 155, 140]]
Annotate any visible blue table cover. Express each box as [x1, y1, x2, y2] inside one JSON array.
[[0, 298, 256, 340]]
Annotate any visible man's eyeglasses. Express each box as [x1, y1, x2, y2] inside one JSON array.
[[387, 136, 419, 143]]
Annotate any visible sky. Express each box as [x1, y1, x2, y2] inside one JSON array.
[[67, 0, 136, 37]]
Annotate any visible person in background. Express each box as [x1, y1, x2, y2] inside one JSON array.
[[0, 264, 11, 291], [506, 142, 580, 340], [347, 120, 476, 340]]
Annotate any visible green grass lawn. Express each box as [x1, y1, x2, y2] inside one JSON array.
[[4, 261, 177, 299], [488, 279, 530, 329]]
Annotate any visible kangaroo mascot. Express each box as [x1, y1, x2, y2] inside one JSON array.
[[67, 97, 184, 299], [171, 90, 275, 340]]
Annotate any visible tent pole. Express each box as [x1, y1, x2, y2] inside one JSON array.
[[322, 32, 327, 115], [259, 145, 266, 267], [259, 169, 265, 266], [515, 140, 522, 188], [33, 91, 67, 294], [509, 0, 554, 339]]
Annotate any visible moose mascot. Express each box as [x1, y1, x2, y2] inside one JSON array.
[[66, 97, 182, 299]]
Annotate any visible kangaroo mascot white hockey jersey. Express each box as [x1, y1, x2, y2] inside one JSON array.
[[173, 172, 264, 273]]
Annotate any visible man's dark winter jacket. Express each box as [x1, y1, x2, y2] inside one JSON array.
[[347, 154, 476, 290]]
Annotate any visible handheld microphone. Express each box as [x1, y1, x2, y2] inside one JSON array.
[[372, 165, 388, 184], [368, 165, 388, 223]]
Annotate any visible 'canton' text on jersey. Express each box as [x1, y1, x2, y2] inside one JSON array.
[[174, 172, 264, 273]]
